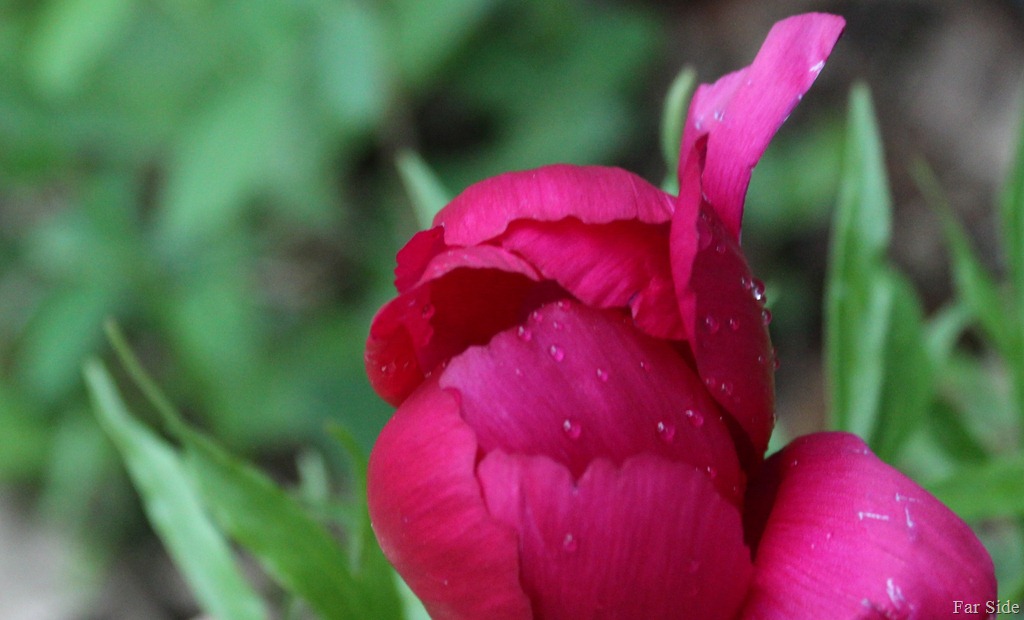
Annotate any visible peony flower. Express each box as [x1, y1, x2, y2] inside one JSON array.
[[365, 13, 996, 619]]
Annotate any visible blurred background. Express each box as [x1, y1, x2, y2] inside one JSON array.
[[1, 0, 1022, 617]]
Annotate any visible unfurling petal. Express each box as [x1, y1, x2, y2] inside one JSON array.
[[479, 452, 753, 619], [678, 13, 845, 239], [367, 378, 531, 619], [741, 432, 996, 619]]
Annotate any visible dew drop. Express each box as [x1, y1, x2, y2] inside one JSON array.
[[714, 242, 726, 254], [751, 279, 766, 302], [684, 409, 704, 428], [704, 376, 718, 391], [552, 320, 562, 331], [757, 353, 767, 366], [705, 465, 718, 480], [596, 368, 609, 382], [517, 325, 532, 341], [556, 300, 568, 310], [720, 381, 734, 397], [728, 317, 740, 332], [562, 418, 581, 439], [639, 360, 648, 371], [703, 315, 720, 334], [656, 421, 676, 443], [810, 59, 825, 74], [549, 345, 565, 362], [562, 533, 578, 553], [773, 356, 782, 371], [761, 309, 773, 325], [713, 108, 725, 122], [531, 310, 544, 323], [421, 303, 435, 319]]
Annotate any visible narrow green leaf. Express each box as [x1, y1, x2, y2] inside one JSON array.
[[825, 84, 893, 437], [84, 361, 268, 620], [660, 66, 696, 186], [871, 270, 931, 460], [926, 453, 1024, 520], [999, 91, 1024, 307], [913, 159, 1013, 350], [105, 322, 400, 619], [26, 0, 136, 97], [396, 150, 451, 229], [924, 302, 970, 364], [180, 428, 393, 620], [926, 399, 989, 465]]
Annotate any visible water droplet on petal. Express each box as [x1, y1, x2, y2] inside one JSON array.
[[531, 310, 543, 323], [751, 279, 766, 302], [810, 59, 825, 74], [656, 421, 676, 443], [549, 345, 565, 362], [704, 376, 717, 391], [714, 242, 726, 254], [684, 409, 704, 428], [720, 381, 733, 397], [552, 320, 562, 330], [562, 418, 581, 439], [421, 303, 435, 319], [713, 108, 725, 122], [705, 465, 717, 479], [556, 300, 568, 310], [703, 315, 720, 334], [761, 309, 773, 325], [728, 317, 740, 331], [773, 356, 782, 371], [562, 533, 578, 553], [639, 360, 648, 371], [517, 325, 532, 341], [596, 368, 609, 382]]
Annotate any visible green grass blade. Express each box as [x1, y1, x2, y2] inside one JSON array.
[[660, 66, 696, 189], [871, 270, 931, 460], [180, 427, 397, 620], [825, 84, 894, 437], [396, 150, 451, 229], [84, 360, 268, 620], [926, 453, 1024, 520]]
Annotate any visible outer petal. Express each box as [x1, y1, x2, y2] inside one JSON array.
[[478, 452, 753, 619], [367, 377, 531, 619], [741, 432, 997, 619], [678, 13, 845, 239], [434, 164, 675, 246], [366, 244, 564, 406], [440, 299, 743, 503]]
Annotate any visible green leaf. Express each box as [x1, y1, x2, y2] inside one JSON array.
[[84, 360, 268, 620], [396, 150, 451, 229], [1000, 90, 1024, 308], [926, 399, 989, 465], [870, 270, 931, 460], [913, 159, 1014, 351], [104, 322, 400, 618], [926, 453, 1024, 520], [25, 0, 136, 97], [825, 84, 894, 438], [180, 427, 396, 620], [659, 66, 696, 188]]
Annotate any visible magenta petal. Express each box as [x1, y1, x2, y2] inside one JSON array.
[[678, 13, 845, 238], [672, 200, 775, 459], [434, 164, 675, 247], [441, 300, 743, 503], [478, 452, 753, 619], [367, 378, 531, 619], [741, 432, 996, 619], [498, 218, 684, 340], [366, 244, 553, 406]]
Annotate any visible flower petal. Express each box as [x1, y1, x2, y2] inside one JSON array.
[[678, 13, 845, 239], [366, 244, 563, 406], [671, 199, 775, 460], [367, 378, 531, 619], [497, 218, 683, 339], [741, 432, 996, 619], [434, 164, 675, 247], [440, 299, 743, 503], [478, 452, 753, 619]]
